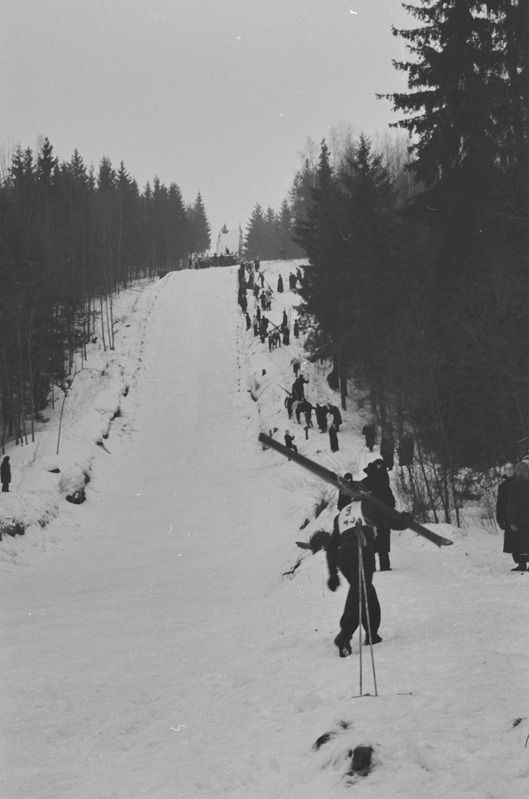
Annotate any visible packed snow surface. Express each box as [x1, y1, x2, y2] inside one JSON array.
[[1, 262, 528, 798]]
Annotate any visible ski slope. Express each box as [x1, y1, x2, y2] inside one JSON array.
[[1, 263, 528, 798]]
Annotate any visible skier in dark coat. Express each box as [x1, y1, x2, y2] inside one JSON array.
[[327, 496, 412, 656], [362, 460, 396, 571], [1, 456, 11, 492], [506, 458, 529, 571], [496, 463, 517, 567]]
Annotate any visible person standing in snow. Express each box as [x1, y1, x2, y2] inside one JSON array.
[[327, 493, 412, 656], [292, 374, 308, 402], [284, 394, 294, 420], [506, 458, 529, 571], [277, 275, 284, 293], [293, 319, 300, 339], [284, 430, 297, 452], [362, 422, 376, 452], [329, 421, 339, 452], [282, 325, 290, 345], [362, 460, 396, 571], [380, 425, 395, 470], [496, 462, 518, 569], [328, 403, 343, 432], [315, 403, 328, 433], [1, 456, 11, 492]]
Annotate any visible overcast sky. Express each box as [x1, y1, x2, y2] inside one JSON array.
[[1, 0, 411, 243]]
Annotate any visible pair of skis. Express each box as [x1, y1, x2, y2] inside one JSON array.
[[258, 432, 453, 548]]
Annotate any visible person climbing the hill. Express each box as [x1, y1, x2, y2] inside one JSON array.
[[327, 490, 412, 656]]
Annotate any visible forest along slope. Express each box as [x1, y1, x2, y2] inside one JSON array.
[[0, 268, 296, 798]]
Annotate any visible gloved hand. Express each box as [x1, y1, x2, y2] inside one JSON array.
[[327, 573, 340, 592], [400, 512, 413, 528]]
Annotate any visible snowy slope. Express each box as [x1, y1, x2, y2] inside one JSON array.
[[1, 263, 528, 799]]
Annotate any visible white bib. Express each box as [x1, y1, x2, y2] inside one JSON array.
[[338, 501, 365, 534]]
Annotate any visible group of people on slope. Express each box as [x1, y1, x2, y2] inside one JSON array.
[[496, 457, 529, 571]]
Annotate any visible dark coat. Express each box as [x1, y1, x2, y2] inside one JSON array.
[[1, 457, 10, 484], [328, 404, 342, 428], [507, 464, 529, 555], [362, 460, 396, 509], [362, 423, 376, 449], [496, 475, 516, 553], [292, 375, 308, 401], [329, 424, 339, 452]]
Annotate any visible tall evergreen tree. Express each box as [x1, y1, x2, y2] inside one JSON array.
[[188, 191, 211, 254]]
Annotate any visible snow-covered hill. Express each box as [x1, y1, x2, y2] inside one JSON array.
[[1, 263, 528, 798]]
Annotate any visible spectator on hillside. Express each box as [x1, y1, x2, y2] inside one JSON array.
[[1, 456, 11, 492], [496, 462, 518, 569], [329, 421, 339, 452], [328, 403, 343, 432], [507, 458, 529, 571], [362, 422, 376, 452], [277, 275, 284, 293], [284, 430, 297, 452], [362, 459, 395, 571], [380, 426, 395, 470], [397, 435, 414, 467], [293, 319, 300, 338], [292, 374, 308, 401], [315, 403, 328, 433], [284, 394, 294, 420], [282, 325, 290, 345], [299, 398, 313, 428]]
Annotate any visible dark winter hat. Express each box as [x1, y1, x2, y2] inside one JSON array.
[[343, 473, 353, 480], [364, 460, 383, 475]]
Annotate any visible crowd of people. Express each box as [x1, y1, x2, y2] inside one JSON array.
[[238, 260, 527, 661]]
